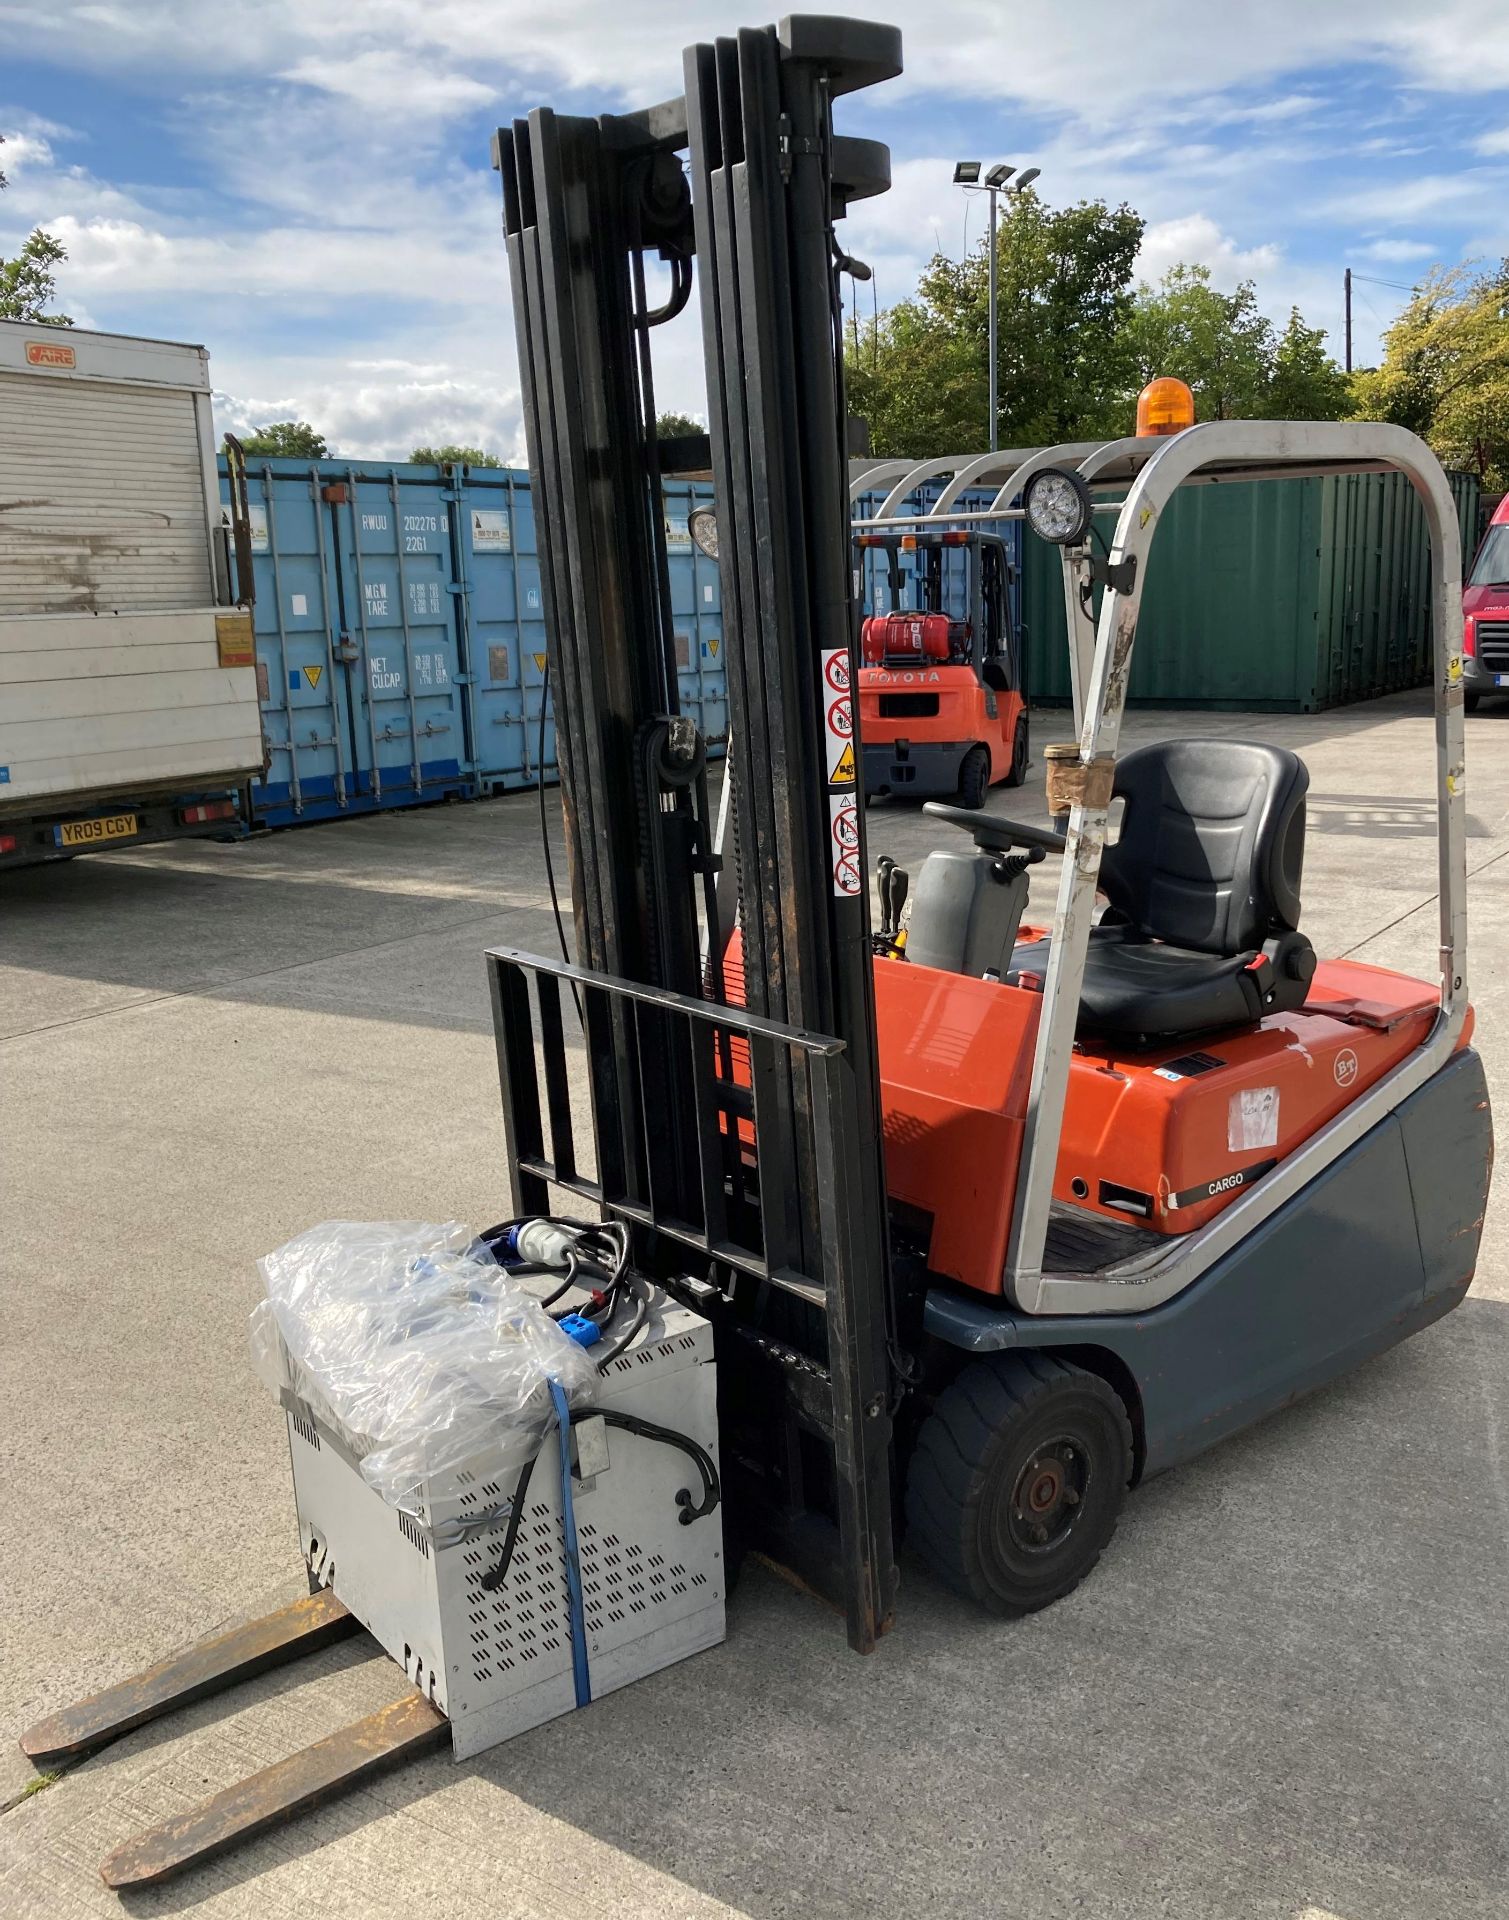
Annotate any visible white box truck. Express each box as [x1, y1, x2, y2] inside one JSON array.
[[0, 319, 265, 867]]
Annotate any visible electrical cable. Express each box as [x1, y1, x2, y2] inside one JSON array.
[[537, 663, 583, 1026], [473, 1389, 722, 1590]]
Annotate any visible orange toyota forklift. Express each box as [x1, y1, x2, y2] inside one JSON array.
[[18, 15, 1492, 1887], [857, 527, 1029, 804]]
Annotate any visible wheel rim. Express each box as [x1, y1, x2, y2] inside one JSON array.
[[1014, 720, 1028, 779], [1002, 1437, 1088, 1555]]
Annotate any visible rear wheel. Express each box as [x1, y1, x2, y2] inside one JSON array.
[[906, 1352, 1132, 1616], [1004, 711, 1030, 788], [958, 745, 990, 809], [1465, 691, 1482, 714]]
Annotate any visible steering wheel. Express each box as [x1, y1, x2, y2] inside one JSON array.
[[923, 801, 1066, 856]]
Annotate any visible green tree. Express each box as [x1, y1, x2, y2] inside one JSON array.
[[0, 152, 73, 325], [1261, 308, 1353, 421], [410, 443, 503, 466], [845, 191, 1145, 458], [656, 411, 704, 439], [238, 421, 328, 458], [1351, 263, 1509, 486], [1123, 265, 1275, 420]]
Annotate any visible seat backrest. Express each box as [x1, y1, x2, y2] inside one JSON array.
[[1098, 740, 1308, 955]]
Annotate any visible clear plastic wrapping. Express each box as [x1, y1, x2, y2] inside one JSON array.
[[249, 1220, 599, 1512]]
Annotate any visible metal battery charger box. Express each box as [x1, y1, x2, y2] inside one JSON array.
[[285, 1292, 723, 1759]]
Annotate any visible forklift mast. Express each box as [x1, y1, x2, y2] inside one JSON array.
[[492, 17, 905, 1648]]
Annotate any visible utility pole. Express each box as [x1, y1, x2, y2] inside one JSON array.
[[1344, 267, 1352, 374]]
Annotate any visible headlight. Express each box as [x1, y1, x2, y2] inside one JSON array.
[[688, 505, 720, 560], [1024, 468, 1093, 545]]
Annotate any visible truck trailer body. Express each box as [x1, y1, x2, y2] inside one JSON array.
[[0, 320, 263, 866]]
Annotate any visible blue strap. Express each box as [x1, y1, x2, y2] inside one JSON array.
[[548, 1378, 591, 1708]]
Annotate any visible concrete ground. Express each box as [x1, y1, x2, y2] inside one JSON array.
[[1, 688, 1507, 1919]]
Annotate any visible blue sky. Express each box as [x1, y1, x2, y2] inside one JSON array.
[[3, 0, 1507, 459]]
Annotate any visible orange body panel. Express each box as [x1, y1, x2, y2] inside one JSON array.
[[858, 663, 1023, 784], [875, 954, 1466, 1297]]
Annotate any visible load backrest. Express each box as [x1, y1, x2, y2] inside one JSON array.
[[1097, 740, 1308, 956]]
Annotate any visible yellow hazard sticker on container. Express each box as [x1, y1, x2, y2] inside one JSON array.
[[303, 664, 323, 690], [534, 652, 548, 673]]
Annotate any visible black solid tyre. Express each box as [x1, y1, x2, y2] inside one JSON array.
[[906, 1351, 1132, 1617], [958, 744, 990, 809], [1465, 691, 1482, 714], [1004, 712, 1029, 788]]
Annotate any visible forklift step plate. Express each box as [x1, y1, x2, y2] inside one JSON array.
[[99, 1689, 448, 1890], [19, 1589, 360, 1767]]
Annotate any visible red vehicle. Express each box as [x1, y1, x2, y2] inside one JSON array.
[[857, 528, 1028, 806], [1462, 494, 1509, 710]]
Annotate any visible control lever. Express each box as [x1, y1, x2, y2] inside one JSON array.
[[887, 862, 909, 934]]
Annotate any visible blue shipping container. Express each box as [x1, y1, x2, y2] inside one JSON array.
[[224, 458, 730, 826]]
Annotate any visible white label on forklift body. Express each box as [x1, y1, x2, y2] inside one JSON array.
[[1228, 1086, 1279, 1153], [472, 508, 511, 551], [830, 792, 861, 895]]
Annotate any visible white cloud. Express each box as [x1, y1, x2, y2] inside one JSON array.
[[1137, 215, 1281, 288], [4, 1, 1509, 121], [1475, 127, 1509, 155], [215, 356, 526, 463], [1355, 239, 1436, 264]]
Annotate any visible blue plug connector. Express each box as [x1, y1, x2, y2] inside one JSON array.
[[558, 1312, 602, 1348]]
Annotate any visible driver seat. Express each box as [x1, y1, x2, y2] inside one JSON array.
[[1033, 739, 1317, 1043]]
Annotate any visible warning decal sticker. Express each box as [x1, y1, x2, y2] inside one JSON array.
[[1168, 1158, 1277, 1211], [303, 663, 323, 691], [822, 648, 855, 785], [533, 652, 548, 674], [830, 792, 861, 896]]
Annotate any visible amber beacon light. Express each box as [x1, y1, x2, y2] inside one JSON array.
[[1136, 375, 1196, 437]]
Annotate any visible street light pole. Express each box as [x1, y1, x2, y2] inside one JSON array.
[[987, 184, 998, 452], [957, 161, 1038, 456]]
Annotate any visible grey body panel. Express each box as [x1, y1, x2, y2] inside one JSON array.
[[864, 740, 970, 797], [923, 1047, 1491, 1478]]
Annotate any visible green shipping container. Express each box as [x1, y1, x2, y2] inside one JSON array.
[[1020, 469, 1480, 711]]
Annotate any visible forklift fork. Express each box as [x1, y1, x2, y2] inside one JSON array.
[[19, 1593, 447, 1891]]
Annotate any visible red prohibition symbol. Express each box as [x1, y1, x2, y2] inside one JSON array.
[[833, 804, 859, 849], [828, 695, 853, 738], [824, 652, 850, 694], [834, 851, 861, 892]]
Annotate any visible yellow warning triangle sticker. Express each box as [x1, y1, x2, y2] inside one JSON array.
[[533, 652, 548, 673], [302, 664, 323, 690], [709, 638, 720, 657], [830, 739, 856, 785]]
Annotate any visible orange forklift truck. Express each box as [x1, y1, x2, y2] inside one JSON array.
[[857, 528, 1029, 805], [18, 18, 1494, 1889]]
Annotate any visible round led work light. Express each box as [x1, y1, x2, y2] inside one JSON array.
[[687, 505, 720, 560], [1023, 468, 1094, 546]]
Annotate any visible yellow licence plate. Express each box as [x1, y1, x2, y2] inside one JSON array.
[[54, 812, 138, 849]]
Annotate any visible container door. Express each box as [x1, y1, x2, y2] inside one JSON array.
[[664, 481, 727, 752], [329, 469, 471, 808], [461, 471, 556, 793], [227, 459, 356, 826]]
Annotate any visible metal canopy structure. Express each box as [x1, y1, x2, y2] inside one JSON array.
[[852, 420, 1469, 1315]]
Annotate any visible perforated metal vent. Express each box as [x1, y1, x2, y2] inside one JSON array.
[[397, 1511, 431, 1558], [457, 1500, 566, 1683], [289, 1407, 321, 1450], [577, 1520, 710, 1631]]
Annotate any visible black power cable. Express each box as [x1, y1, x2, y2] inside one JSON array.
[[477, 1402, 721, 1592]]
